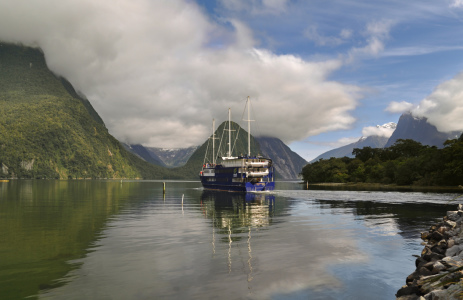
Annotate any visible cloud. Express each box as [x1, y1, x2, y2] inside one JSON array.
[[0, 0, 361, 147], [450, 0, 463, 8], [385, 101, 414, 113], [347, 19, 395, 62], [383, 45, 463, 57], [304, 26, 352, 47], [219, 0, 289, 14], [307, 137, 360, 148], [361, 125, 395, 138], [337, 137, 361, 146], [413, 72, 463, 132]]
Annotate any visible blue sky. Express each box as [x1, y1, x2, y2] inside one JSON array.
[[1, 0, 462, 161], [194, 0, 463, 160]]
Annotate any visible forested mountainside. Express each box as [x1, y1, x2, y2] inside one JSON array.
[[0, 42, 176, 179]]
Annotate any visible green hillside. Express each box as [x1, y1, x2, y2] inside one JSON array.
[[0, 42, 174, 179]]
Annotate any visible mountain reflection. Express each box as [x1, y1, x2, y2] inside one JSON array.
[[0, 180, 146, 299]]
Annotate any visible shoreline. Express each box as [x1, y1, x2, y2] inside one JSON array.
[[306, 182, 463, 193], [396, 204, 463, 299]]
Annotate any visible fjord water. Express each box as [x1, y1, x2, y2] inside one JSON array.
[[0, 181, 457, 299]]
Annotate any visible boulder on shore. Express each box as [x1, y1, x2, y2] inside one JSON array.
[[396, 205, 463, 299]]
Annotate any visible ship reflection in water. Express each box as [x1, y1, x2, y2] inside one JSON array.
[[199, 191, 275, 287], [200, 191, 275, 229]]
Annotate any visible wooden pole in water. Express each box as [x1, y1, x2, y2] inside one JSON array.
[[163, 182, 166, 194]]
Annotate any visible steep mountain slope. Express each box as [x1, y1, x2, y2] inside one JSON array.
[[311, 135, 389, 162], [256, 137, 307, 179], [384, 112, 460, 148], [0, 42, 172, 179]]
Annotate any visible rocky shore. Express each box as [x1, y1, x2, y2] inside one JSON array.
[[396, 204, 463, 299]]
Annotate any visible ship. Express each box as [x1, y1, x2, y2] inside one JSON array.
[[199, 97, 275, 192]]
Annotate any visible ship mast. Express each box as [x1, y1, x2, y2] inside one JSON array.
[[212, 118, 216, 165], [247, 97, 251, 156], [228, 108, 232, 157]]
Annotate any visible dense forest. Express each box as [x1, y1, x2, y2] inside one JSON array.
[[301, 136, 463, 186]]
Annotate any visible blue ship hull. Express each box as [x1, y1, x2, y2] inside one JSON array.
[[201, 179, 275, 192]]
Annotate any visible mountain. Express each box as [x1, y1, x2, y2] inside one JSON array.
[[121, 143, 167, 167], [310, 113, 462, 163], [310, 122, 396, 162], [311, 135, 390, 162], [122, 143, 198, 168], [173, 121, 306, 179], [0, 42, 175, 179], [174, 121, 263, 179], [256, 137, 307, 179], [384, 112, 460, 148], [145, 146, 198, 167]]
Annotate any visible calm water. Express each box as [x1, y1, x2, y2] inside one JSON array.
[[0, 180, 459, 299]]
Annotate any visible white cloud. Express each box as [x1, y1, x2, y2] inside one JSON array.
[[304, 26, 352, 47], [337, 137, 361, 146], [361, 125, 395, 138], [347, 19, 395, 62], [0, 0, 361, 147], [307, 137, 360, 148], [450, 0, 463, 8], [413, 72, 463, 132], [219, 0, 289, 14], [383, 45, 463, 57], [385, 101, 414, 113], [340, 29, 353, 39]]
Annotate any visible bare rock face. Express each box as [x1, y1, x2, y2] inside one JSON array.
[[385, 113, 459, 149], [396, 206, 463, 299], [1, 163, 8, 174], [255, 137, 307, 179], [20, 159, 35, 171]]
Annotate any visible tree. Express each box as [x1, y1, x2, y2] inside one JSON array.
[[352, 147, 382, 162], [388, 139, 426, 159]]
